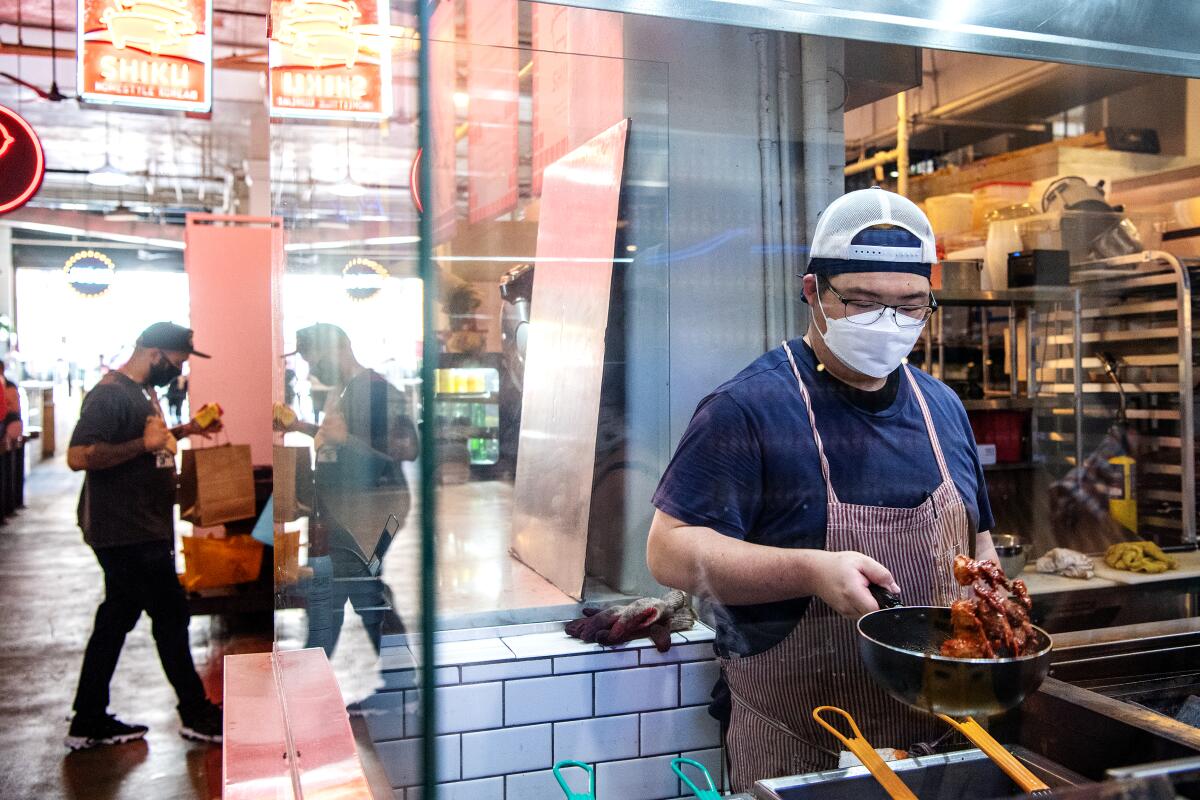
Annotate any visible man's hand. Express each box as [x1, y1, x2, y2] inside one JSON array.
[[177, 417, 224, 439], [316, 412, 349, 447], [143, 416, 170, 452], [807, 550, 900, 620]]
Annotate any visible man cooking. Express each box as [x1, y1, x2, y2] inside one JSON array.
[[66, 322, 224, 750], [646, 188, 998, 790]]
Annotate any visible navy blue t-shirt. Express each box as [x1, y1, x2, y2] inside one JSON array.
[[652, 339, 993, 657]]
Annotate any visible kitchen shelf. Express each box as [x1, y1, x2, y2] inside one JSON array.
[[436, 392, 498, 401], [963, 397, 1037, 411], [937, 287, 1080, 307]]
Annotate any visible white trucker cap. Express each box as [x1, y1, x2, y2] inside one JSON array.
[[806, 187, 938, 279]]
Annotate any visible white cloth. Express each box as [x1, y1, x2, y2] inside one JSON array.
[[1036, 547, 1095, 579]]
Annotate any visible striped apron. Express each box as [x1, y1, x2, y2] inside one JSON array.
[[722, 340, 971, 792]]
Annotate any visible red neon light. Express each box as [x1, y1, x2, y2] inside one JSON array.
[[409, 147, 423, 214], [0, 125, 14, 159], [0, 105, 45, 215]]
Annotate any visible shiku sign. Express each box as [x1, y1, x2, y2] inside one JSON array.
[[77, 0, 214, 112], [268, 0, 403, 120]]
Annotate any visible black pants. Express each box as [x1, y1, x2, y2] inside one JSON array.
[[72, 541, 208, 719]]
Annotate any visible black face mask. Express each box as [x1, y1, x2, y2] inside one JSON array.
[[147, 354, 182, 388], [308, 358, 337, 386]]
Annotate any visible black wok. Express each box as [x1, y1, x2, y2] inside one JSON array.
[[856, 605, 1053, 718]]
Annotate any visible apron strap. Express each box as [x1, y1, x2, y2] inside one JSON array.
[[901, 367, 954, 486], [782, 341, 838, 504]]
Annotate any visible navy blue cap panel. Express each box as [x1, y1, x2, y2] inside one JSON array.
[[806, 257, 932, 280], [851, 227, 923, 248]]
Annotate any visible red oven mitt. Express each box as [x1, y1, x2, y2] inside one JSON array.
[[565, 590, 696, 652]]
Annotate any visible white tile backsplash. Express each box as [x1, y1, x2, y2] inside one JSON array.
[[681, 748, 727, 793], [506, 767, 586, 800], [503, 631, 603, 658], [375, 734, 461, 787], [371, 622, 724, 800], [678, 624, 716, 643], [404, 682, 504, 735], [595, 666, 679, 716], [680, 660, 721, 707], [640, 706, 721, 755], [504, 673, 592, 726], [461, 658, 552, 684], [553, 714, 639, 763], [406, 777, 504, 800], [639, 642, 717, 666], [435, 638, 515, 666], [596, 754, 680, 800], [553, 650, 640, 674], [461, 724, 552, 779]]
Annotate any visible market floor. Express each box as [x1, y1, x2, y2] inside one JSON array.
[[0, 457, 270, 800]]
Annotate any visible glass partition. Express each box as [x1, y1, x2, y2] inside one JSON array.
[[268, 2, 1200, 796]]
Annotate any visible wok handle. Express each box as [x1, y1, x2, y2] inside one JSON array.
[[812, 707, 918, 800], [936, 715, 1050, 793]]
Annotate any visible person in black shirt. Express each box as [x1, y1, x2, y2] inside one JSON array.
[[65, 322, 224, 751], [278, 323, 418, 655]]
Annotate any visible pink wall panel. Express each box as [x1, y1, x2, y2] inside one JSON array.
[[184, 214, 283, 466]]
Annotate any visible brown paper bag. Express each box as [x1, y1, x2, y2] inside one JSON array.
[[273, 445, 314, 523], [179, 444, 257, 527]]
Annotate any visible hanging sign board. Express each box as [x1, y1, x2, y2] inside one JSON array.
[[0, 105, 45, 215], [466, 0, 518, 224], [268, 0, 393, 120], [77, 0, 213, 112], [64, 250, 117, 297]]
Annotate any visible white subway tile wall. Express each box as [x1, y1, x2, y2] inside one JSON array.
[[595, 665, 679, 716], [553, 714, 640, 763], [640, 706, 721, 756], [461, 723, 553, 779], [553, 650, 640, 675], [504, 673, 593, 726], [372, 624, 721, 799], [680, 660, 721, 707], [596, 754, 681, 800]]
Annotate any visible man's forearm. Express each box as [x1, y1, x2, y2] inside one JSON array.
[[647, 518, 822, 605], [67, 439, 146, 471]]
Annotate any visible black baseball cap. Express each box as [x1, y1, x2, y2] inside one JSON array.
[[137, 322, 211, 359]]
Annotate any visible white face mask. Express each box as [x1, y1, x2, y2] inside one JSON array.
[[814, 278, 925, 379]]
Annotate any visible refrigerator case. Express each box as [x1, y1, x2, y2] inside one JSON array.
[[434, 353, 503, 479]]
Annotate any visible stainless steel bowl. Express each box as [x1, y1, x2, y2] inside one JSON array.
[[992, 534, 1027, 579]]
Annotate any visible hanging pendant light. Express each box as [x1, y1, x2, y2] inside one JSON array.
[[88, 114, 130, 187], [326, 128, 365, 197]]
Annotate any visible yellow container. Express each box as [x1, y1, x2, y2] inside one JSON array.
[[180, 533, 264, 592], [1108, 455, 1137, 534]]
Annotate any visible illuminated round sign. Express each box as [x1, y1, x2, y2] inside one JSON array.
[[64, 250, 116, 297], [342, 257, 387, 301], [0, 105, 45, 215]]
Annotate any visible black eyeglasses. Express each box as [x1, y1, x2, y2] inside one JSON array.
[[822, 279, 938, 328]]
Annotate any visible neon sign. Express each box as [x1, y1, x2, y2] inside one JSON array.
[[64, 250, 117, 297], [0, 105, 45, 215], [342, 257, 387, 301], [268, 0, 393, 120], [77, 0, 214, 112]]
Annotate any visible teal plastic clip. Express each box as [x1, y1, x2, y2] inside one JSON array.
[[672, 757, 722, 799], [552, 759, 595, 800]]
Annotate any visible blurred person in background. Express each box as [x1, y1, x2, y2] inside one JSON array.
[[276, 323, 418, 656]]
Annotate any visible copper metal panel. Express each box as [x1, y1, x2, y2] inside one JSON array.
[[223, 648, 376, 799], [510, 118, 630, 600]]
